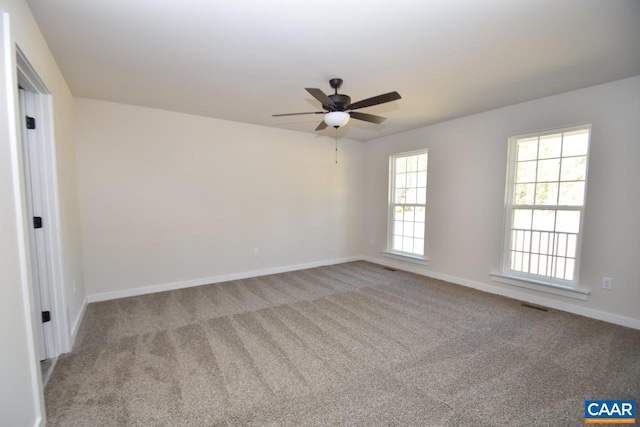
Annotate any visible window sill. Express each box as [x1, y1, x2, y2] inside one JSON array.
[[490, 273, 590, 301], [382, 251, 429, 266]]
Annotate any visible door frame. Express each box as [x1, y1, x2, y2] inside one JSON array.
[[16, 46, 71, 357]]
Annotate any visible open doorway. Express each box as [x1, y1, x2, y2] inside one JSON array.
[[16, 47, 71, 384]]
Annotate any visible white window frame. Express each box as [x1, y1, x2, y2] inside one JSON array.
[[496, 124, 591, 296], [384, 149, 428, 264]]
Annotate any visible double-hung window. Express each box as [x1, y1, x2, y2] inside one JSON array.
[[501, 125, 590, 287], [386, 149, 428, 261]]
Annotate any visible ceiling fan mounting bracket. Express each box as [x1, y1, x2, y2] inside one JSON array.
[[329, 78, 343, 92]]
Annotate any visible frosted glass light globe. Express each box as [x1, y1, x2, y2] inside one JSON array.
[[324, 111, 350, 127]]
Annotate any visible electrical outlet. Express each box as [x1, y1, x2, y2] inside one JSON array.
[[369, 239, 375, 246], [253, 248, 259, 257], [602, 277, 613, 290]]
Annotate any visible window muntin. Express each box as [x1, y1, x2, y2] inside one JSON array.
[[504, 126, 590, 284], [388, 150, 428, 257]]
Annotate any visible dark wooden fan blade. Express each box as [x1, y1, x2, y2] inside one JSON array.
[[349, 111, 387, 124], [272, 111, 324, 117], [306, 88, 336, 110], [315, 120, 328, 131], [347, 91, 401, 111]]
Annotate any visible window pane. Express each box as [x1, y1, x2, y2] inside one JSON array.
[[417, 188, 427, 204], [557, 233, 567, 256], [538, 255, 547, 275], [560, 156, 586, 181], [403, 222, 414, 237], [539, 134, 561, 159], [562, 130, 589, 157], [567, 234, 577, 258], [523, 231, 531, 253], [537, 159, 560, 182], [406, 188, 417, 204], [396, 157, 406, 173], [556, 211, 580, 233], [394, 206, 403, 220], [514, 183, 535, 205], [516, 161, 537, 183], [396, 173, 406, 188], [417, 171, 427, 187], [394, 221, 403, 236], [565, 259, 575, 281], [403, 207, 414, 222], [414, 239, 424, 255], [418, 154, 428, 171], [540, 233, 550, 255], [414, 222, 425, 238], [403, 237, 413, 252], [514, 251, 523, 271], [393, 235, 403, 251], [558, 182, 585, 206], [513, 209, 532, 230], [535, 182, 558, 206], [406, 155, 418, 172], [555, 257, 566, 279], [517, 137, 538, 161], [414, 207, 425, 222], [529, 254, 539, 274], [532, 210, 555, 231], [395, 189, 406, 204], [531, 231, 540, 253], [407, 172, 417, 187]]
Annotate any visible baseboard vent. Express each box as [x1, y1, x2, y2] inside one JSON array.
[[382, 267, 397, 272], [521, 302, 549, 312]]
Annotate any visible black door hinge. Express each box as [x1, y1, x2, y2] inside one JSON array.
[[33, 216, 43, 229], [26, 116, 36, 129], [42, 311, 51, 323]]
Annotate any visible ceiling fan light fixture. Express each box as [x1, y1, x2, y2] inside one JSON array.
[[324, 111, 350, 128]]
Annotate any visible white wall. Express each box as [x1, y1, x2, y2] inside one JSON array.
[[0, 0, 85, 425], [75, 98, 364, 298], [362, 76, 640, 327]]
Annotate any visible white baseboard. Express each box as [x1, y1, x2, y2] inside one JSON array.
[[69, 297, 88, 348], [87, 256, 361, 303], [361, 256, 640, 330], [84, 254, 639, 330]]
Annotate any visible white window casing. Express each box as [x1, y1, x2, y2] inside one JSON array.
[[496, 124, 592, 298], [385, 149, 428, 263]]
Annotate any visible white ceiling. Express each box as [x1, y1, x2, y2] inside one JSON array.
[[27, 0, 640, 141]]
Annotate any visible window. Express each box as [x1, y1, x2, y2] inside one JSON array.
[[502, 125, 590, 286], [387, 149, 428, 259]]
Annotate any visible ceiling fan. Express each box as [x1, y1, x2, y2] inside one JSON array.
[[273, 78, 401, 131]]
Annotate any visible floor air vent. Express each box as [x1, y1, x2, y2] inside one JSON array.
[[521, 303, 548, 312], [382, 267, 397, 272]]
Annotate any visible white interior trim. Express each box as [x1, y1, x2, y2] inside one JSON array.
[[16, 46, 71, 355], [381, 250, 429, 265], [2, 12, 45, 427], [87, 256, 361, 303], [86, 252, 639, 330], [361, 256, 640, 330], [70, 297, 87, 345], [490, 272, 590, 301]]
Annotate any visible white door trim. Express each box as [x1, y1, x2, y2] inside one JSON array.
[[1, 12, 46, 426], [16, 46, 71, 355]]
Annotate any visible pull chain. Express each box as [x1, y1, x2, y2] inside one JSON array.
[[335, 127, 338, 164]]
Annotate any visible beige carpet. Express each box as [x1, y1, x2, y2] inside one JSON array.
[[45, 261, 640, 426]]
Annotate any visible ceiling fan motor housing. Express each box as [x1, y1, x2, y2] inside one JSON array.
[[327, 94, 351, 111]]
